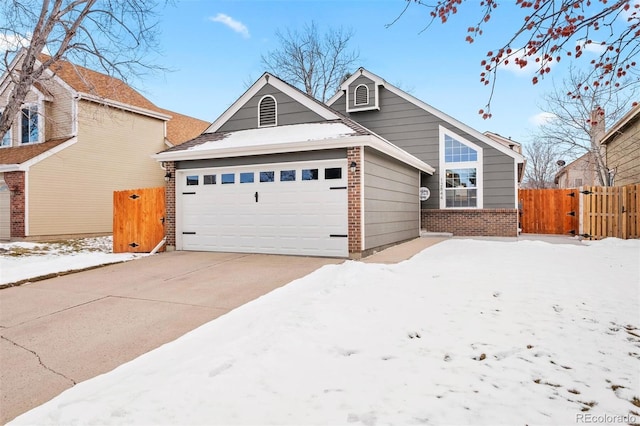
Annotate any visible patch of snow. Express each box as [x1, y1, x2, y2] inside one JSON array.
[[189, 122, 359, 152], [8, 238, 640, 425], [0, 236, 145, 285]]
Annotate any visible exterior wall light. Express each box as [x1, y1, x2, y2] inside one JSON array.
[[164, 171, 172, 182], [350, 161, 357, 173]]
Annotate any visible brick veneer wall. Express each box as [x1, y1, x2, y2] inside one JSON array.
[[164, 162, 176, 248], [4, 171, 26, 238], [421, 209, 518, 237], [347, 147, 362, 256]]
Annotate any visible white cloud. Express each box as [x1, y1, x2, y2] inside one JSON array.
[[0, 33, 31, 52], [209, 13, 250, 39], [529, 112, 556, 126], [498, 49, 537, 75], [578, 40, 607, 55]]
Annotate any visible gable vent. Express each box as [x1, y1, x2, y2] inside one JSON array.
[[259, 95, 277, 127], [354, 84, 369, 106]]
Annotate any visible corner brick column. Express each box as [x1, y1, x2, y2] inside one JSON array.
[[4, 171, 26, 238], [164, 161, 176, 249], [347, 147, 362, 256]]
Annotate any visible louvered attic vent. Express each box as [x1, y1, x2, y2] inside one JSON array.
[[354, 84, 369, 106], [259, 95, 277, 127]]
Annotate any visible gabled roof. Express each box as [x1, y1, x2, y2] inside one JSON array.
[[205, 72, 342, 134], [39, 54, 209, 144], [157, 72, 435, 174], [601, 103, 640, 145], [328, 67, 525, 163]]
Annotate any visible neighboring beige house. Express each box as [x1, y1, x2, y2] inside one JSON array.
[[554, 152, 600, 188], [600, 104, 640, 186], [0, 53, 209, 240]]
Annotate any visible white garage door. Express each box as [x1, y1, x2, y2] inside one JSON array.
[[0, 177, 10, 240], [177, 159, 348, 257]]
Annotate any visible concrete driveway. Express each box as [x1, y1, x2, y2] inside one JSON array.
[[0, 251, 343, 424]]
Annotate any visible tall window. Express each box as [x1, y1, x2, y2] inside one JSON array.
[[440, 128, 482, 208], [21, 105, 39, 144], [258, 95, 276, 127], [0, 112, 10, 147]]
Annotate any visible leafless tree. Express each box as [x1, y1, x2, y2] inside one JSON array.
[[0, 0, 166, 140], [536, 67, 637, 186], [261, 21, 359, 102], [522, 139, 561, 188]]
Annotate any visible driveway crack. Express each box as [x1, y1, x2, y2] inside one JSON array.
[[1, 335, 76, 385]]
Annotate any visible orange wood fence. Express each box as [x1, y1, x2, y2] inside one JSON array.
[[113, 187, 166, 253], [519, 184, 640, 239], [519, 188, 580, 235], [582, 184, 640, 240]]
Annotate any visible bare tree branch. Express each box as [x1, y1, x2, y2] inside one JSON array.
[[535, 66, 638, 186], [0, 0, 168, 140], [261, 21, 359, 102]]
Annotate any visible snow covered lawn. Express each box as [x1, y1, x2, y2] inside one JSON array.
[[0, 237, 144, 286], [8, 238, 640, 425]]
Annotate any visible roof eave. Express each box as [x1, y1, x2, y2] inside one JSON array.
[[153, 134, 435, 174], [78, 93, 172, 121]]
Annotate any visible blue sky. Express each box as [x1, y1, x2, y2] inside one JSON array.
[[140, 0, 609, 146]]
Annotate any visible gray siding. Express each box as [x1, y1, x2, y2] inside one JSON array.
[[218, 84, 326, 132], [176, 149, 347, 169], [363, 148, 419, 250], [348, 75, 377, 111], [331, 88, 516, 209]]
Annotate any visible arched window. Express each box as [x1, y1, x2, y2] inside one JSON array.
[[258, 95, 277, 127], [354, 84, 369, 106]]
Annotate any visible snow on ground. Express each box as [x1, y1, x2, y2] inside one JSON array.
[[8, 238, 640, 425], [0, 237, 145, 286]]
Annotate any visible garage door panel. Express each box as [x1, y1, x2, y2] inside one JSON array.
[[177, 160, 348, 257]]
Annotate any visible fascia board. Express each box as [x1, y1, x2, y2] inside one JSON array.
[[205, 73, 340, 134], [332, 68, 525, 163], [77, 93, 171, 121], [383, 83, 525, 162], [153, 134, 435, 174], [601, 105, 640, 145], [0, 164, 22, 172]]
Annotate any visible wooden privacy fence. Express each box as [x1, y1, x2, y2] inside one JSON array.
[[519, 188, 580, 235], [519, 184, 640, 239], [582, 184, 640, 240], [113, 187, 166, 253]]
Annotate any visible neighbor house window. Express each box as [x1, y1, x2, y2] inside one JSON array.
[[0, 112, 10, 147], [354, 84, 369, 106], [258, 95, 277, 127], [440, 127, 483, 208], [21, 104, 39, 144]]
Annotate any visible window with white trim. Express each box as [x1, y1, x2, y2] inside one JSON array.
[[440, 128, 483, 208], [21, 104, 39, 144], [354, 84, 369, 106], [0, 111, 11, 147], [258, 95, 277, 127]]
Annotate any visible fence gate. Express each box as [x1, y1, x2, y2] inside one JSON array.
[[582, 184, 640, 239], [113, 187, 166, 253], [519, 189, 580, 235]]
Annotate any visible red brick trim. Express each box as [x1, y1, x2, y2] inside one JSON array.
[[347, 147, 362, 255], [421, 209, 518, 237], [4, 171, 26, 238], [164, 162, 176, 248]]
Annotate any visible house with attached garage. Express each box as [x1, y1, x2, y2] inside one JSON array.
[[155, 68, 524, 258], [0, 53, 209, 241]]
